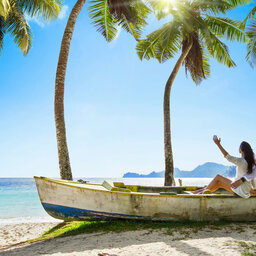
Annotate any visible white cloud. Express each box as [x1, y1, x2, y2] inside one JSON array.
[[26, 16, 45, 27], [58, 5, 68, 20]]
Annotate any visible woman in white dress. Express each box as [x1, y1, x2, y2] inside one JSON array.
[[194, 135, 256, 198]]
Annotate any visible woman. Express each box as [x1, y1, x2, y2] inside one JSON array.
[[193, 135, 256, 198]]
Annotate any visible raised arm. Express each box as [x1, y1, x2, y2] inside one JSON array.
[[213, 135, 247, 167], [213, 135, 228, 157]]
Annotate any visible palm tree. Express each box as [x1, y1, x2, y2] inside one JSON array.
[[0, 0, 61, 55], [55, 0, 149, 180], [136, 0, 247, 186]]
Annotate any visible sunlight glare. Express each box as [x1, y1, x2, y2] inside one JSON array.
[[164, 0, 177, 12]]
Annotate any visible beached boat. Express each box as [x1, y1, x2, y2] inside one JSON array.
[[34, 176, 256, 222]]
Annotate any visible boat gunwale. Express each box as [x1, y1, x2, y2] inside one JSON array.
[[34, 176, 256, 199]]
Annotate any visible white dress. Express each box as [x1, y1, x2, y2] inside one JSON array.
[[225, 154, 256, 198]]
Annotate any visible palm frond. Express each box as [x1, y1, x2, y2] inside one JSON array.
[[88, 0, 119, 42], [5, 4, 32, 55], [226, 0, 252, 7], [107, 0, 150, 25], [192, 0, 233, 15], [200, 23, 236, 67], [118, 15, 140, 40], [18, 0, 62, 21], [246, 20, 256, 66], [0, 16, 5, 53], [136, 20, 181, 62], [0, 0, 11, 19], [201, 46, 211, 78], [117, 1, 150, 40], [244, 6, 256, 24], [205, 16, 248, 43]]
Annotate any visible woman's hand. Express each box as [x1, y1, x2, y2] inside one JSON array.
[[231, 179, 242, 189], [213, 135, 221, 145], [213, 135, 228, 157]]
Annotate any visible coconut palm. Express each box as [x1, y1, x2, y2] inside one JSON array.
[[55, 0, 150, 180], [0, 0, 62, 55], [136, 0, 247, 186]]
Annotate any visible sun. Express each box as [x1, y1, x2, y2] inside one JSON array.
[[163, 0, 177, 13]]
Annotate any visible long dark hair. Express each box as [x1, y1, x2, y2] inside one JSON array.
[[240, 141, 256, 174]]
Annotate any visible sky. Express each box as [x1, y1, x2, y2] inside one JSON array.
[[0, 1, 255, 178]]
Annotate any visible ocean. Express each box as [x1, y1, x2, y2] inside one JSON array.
[[0, 177, 212, 224]]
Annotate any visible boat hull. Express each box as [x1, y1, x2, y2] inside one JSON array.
[[35, 177, 256, 222]]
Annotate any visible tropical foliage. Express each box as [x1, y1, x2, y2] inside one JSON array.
[[136, 0, 247, 185], [88, 0, 150, 41], [244, 6, 256, 66], [0, 0, 62, 55]]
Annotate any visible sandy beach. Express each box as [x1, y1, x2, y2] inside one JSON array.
[[1, 222, 256, 256]]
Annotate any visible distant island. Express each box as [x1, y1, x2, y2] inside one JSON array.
[[123, 162, 236, 178]]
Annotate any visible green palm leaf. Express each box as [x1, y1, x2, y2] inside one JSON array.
[[118, 15, 140, 40], [205, 16, 248, 42], [88, 0, 119, 42], [19, 0, 62, 21], [192, 0, 233, 15], [200, 23, 236, 67], [246, 20, 256, 66], [226, 0, 252, 7], [5, 4, 32, 55], [244, 6, 256, 24], [201, 47, 210, 78], [117, 1, 149, 40], [136, 21, 181, 61]]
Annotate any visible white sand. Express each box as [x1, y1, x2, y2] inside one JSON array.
[[0, 222, 57, 248], [1, 222, 256, 256]]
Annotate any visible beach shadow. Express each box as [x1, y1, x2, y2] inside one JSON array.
[[1, 222, 256, 256]]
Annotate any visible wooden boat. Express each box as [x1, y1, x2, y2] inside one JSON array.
[[34, 176, 256, 222]]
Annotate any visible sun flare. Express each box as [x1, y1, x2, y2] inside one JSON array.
[[163, 0, 177, 13]]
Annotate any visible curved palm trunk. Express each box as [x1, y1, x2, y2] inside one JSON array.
[[164, 40, 193, 186], [55, 0, 86, 180]]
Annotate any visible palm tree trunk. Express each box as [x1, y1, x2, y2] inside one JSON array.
[[164, 40, 193, 186], [55, 0, 86, 180]]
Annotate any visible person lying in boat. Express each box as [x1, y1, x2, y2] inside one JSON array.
[[193, 135, 256, 198]]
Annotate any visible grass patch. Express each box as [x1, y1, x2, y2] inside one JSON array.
[[23, 219, 254, 246], [28, 219, 235, 243], [237, 241, 256, 256]]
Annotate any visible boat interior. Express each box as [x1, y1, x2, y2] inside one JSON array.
[[37, 177, 256, 196], [62, 178, 234, 195]]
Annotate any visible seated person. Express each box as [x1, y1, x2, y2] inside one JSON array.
[[193, 135, 256, 198]]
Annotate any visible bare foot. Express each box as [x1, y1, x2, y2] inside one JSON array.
[[196, 188, 212, 194], [192, 186, 207, 194]]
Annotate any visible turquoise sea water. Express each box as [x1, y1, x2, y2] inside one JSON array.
[[0, 177, 212, 223]]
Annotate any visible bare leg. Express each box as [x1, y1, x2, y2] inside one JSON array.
[[193, 175, 233, 194], [250, 189, 256, 194]]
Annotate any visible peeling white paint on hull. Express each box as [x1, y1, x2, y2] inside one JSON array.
[[34, 177, 256, 222]]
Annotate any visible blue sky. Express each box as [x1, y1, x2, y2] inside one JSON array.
[[0, 1, 255, 178]]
